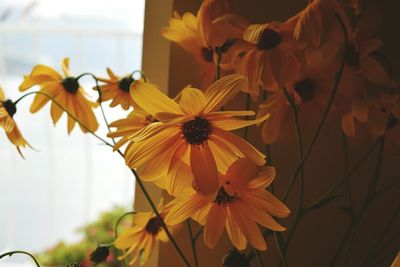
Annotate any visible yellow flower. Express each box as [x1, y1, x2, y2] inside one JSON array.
[[165, 158, 290, 251], [124, 74, 269, 195], [97, 68, 143, 110], [0, 87, 30, 156], [114, 200, 177, 265], [107, 107, 155, 150], [391, 252, 400, 267], [19, 58, 99, 134]]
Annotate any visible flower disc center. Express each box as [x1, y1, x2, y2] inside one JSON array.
[[182, 116, 212, 145], [214, 186, 235, 205], [2, 99, 17, 117], [62, 77, 80, 94], [145, 217, 163, 235], [257, 29, 282, 50], [201, 47, 214, 62], [118, 76, 135, 93], [294, 79, 316, 102]]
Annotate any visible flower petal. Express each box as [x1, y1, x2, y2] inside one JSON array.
[[203, 74, 248, 113], [204, 204, 227, 249], [243, 24, 267, 44], [248, 166, 276, 189], [164, 194, 210, 225], [210, 113, 269, 131], [190, 143, 219, 195], [131, 80, 182, 116], [225, 158, 261, 187], [225, 207, 247, 250], [178, 87, 207, 116]]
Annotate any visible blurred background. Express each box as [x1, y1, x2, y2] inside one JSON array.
[[0, 0, 145, 265]]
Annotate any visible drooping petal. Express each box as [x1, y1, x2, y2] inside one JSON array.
[[269, 46, 300, 87], [360, 57, 398, 88], [213, 127, 265, 166], [190, 143, 219, 195], [203, 74, 248, 113], [131, 80, 182, 116], [29, 82, 60, 113], [204, 204, 227, 248], [225, 207, 247, 250]]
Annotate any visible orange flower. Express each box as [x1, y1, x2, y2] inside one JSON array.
[[162, 2, 248, 87], [342, 94, 400, 145], [165, 158, 290, 251], [121, 74, 268, 195], [19, 58, 99, 134], [0, 87, 31, 156], [96, 68, 143, 110], [237, 20, 301, 99], [115, 200, 178, 265]]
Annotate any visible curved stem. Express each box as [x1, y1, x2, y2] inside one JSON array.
[[15, 90, 191, 267], [187, 220, 199, 267], [274, 232, 288, 267], [130, 70, 148, 82], [114, 211, 137, 238], [0, 250, 40, 267], [255, 249, 265, 267], [281, 13, 348, 202]]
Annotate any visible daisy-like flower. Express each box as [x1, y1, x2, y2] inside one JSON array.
[[165, 158, 290, 251], [19, 58, 99, 134], [107, 108, 155, 150], [0, 87, 30, 155], [114, 200, 178, 265], [235, 20, 301, 99], [96, 68, 143, 110], [123, 74, 269, 195], [342, 94, 400, 145], [162, 1, 247, 87]]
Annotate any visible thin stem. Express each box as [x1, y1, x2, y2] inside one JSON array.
[[329, 220, 355, 267], [305, 138, 381, 211], [194, 229, 203, 241], [77, 72, 116, 145], [14, 91, 114, 148], [130, 70, 148, 82], [186, 220, 199, 267], [0, 250, 40, 267], [216, 47, 222, 81], [281, 13, 348, 202], [255, 250, 265, 267], [343, 137, 385, 266], [274, 232, 288, 267], [114, 211, 137, 238], [243, 93, 251, 140], [15, 90, 191, 267], [368, 232, 400, 267]]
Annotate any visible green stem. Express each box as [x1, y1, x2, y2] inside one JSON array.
[[15, 91, 191, 267], [187, 220, 199, 267], [274, 232, 288, 267], [255, 250, 265, 267], [216, 47, 222, 81], [114, 211, 137, 238], [130, 70, 148, 82], [281, 13, 348, 202], [343, 137, 385, 266], [0, 250, 40, 267]]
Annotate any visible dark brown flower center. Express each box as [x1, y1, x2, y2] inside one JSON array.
[[214, 186, 235, 205], [118, 76, 135, 93], [62, 77, 80, 94], [386, 114, 398, 129], [2, 99, 16, 117], [182, 116, 212, 145], [201, 47, 214, 62], [294, 79, 316, 102], [145, 217, 163, 235], [257, 29, 282, 50], [345, 45, 360, 67]]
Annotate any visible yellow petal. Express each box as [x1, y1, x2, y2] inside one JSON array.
[[248, 166, 276, 189], [30, 83, 60, 113], [225, 207, 247, 250], [341, 112, 356, 137], [203, 74, 248, 113], [178, 87, 207, 116], [243, 24, 267, 44], [210, 113, 269, 131], [61, 58, 71, 77], [242, 189, 290, 218], [166, 159, 193, 196], [131, 80, 182, 116], [213, 127, 265, 166], [190, 143, 219, 195], [204, 204, 227, 249], [164, 194, 209, 225], [225, 158, 261, 187]]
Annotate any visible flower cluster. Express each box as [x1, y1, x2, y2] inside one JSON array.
[[1, 0, 398, 266]]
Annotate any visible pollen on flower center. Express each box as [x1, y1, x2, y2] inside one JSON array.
[[62, 77, 80, 94], [2, 99, 17, 117], [145, 217, 163, 235], [257, 29, 282, 50], [201, 47, 214, 62], [118, 76, 135, 93], [294, 79, 316, 102], [182, 116, 212, 145], [345, 45, 360, 67], [214, 186, 235, 205]]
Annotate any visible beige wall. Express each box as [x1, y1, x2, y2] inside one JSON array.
[[140, 0, 400, 266]]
